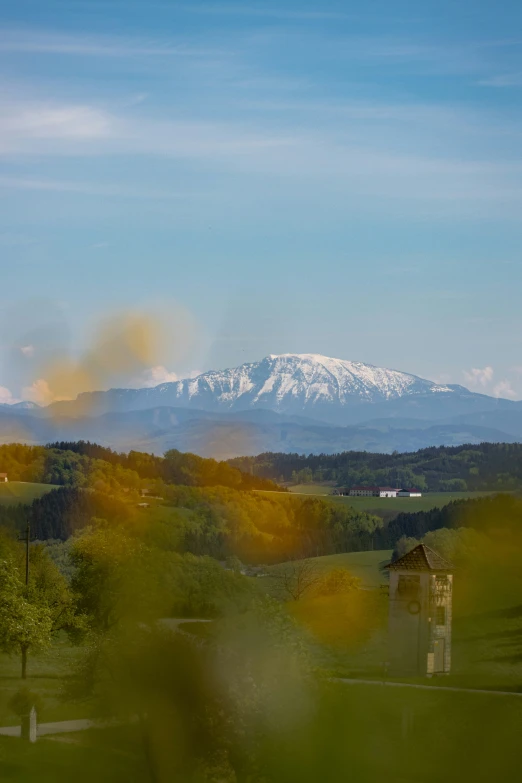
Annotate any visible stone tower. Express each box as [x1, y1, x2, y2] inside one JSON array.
[[387, 544, 453, 677]]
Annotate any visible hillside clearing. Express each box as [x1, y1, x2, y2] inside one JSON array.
[[281, 550, 392, 588], [0, 482, 58, 506], [285, 487, 498, 515]]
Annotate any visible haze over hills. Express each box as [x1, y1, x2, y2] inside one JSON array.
[[0, 405, 518, 459], [1, 354, 521, 457]]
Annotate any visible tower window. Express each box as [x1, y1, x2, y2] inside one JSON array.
[[436, 605, 446, 626], [398, 574, 420, 597]]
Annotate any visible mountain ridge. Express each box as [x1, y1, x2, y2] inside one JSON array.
[[33, 353, 519, 425]]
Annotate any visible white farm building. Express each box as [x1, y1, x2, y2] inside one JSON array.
[[348, 486, 400, 498], [346, 486, 422, 498]]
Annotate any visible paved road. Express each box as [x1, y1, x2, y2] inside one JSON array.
[[0, 719, 97, 738], [334, 677, 522, 697], [2, 672, 519, 740]]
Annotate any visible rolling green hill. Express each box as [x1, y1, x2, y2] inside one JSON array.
[[0, 481, 58, 506], [284, 549, 392, 588], [231, 442, 522, 492], [288, 487, 497, 514]]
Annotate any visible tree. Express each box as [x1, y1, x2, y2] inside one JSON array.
[[271, 559, 320, 601], [0, 536, 83, 679], [70, 522, 146, 632], [314, 568, 361, 596], [0, 558, 53, 679], [25, 544, 84, 640]]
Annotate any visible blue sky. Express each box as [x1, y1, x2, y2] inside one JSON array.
[[1, 0, 522, 402]]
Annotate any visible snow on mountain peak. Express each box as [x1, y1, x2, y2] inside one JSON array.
[[250, 353, 452, 402], [143, 353, 454, 418]]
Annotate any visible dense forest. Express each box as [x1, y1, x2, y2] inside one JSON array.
[[3, 441, 522, 566], [0, 442, 283, 493], [0, 483, 382, 563], [2, 473, 519, 566], [229, 442, 522, 491], [371, 492, 522, 549]]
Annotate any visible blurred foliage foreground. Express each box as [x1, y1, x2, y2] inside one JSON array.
[[0, 482, 521, 780]]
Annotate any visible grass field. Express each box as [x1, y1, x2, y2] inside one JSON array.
[[0, 727, 147, 782], [0, 482, 57, 506], [1, 687, 521, 783], [256, 548, 522, 691], [286, 486, 497, 515], [0, 636, 89, 727], [0, 589, 520, 781], [278, 550, 392, 588]]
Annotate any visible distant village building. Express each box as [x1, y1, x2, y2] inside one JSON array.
[[348, 486, 401, 498], [0, 473, 7, 483], [387, 544, 453, 677], [342, 486, 422, 498]]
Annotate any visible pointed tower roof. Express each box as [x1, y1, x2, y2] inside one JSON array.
[[387, 544, 453, 572]]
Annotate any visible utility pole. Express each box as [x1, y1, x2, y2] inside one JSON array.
[[18, 522, 33, 679], [19, 522, 31, 585], [24, 522, 30, 585]]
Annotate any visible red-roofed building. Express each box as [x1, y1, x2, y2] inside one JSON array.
[[397, 488, 422, 497], [0, 473, 7, 483], [348, 486, 401, 498]]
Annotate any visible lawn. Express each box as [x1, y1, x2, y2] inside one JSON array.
[[1, 689, 520, 783], [285, 482, 336, 495], [257, 549, 522, 692], [0, 482, 57, 507], [0, 727, 147, 783], [286, 550, 392, 588], [328, 598, 522, 692], [0, 636, 89, 728]]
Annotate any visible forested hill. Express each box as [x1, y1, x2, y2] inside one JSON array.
[[0, 442, 284, 493], [377, 492, 522, 551], [229, 442, 522, 492]]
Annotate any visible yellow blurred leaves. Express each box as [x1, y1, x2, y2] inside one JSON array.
[[290, 585, 386, 650]]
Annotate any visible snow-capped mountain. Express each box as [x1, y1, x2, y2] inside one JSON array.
[[44, 353, 515, 425], [156, 353, 456, 408]]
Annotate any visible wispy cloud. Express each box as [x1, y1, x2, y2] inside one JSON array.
[[139, 366, 181, 387], [175, 4, 351, 20], [0, 103, 112, 144], [0, 176, 191, 200], [137, 365, 201, 388], [0, 28, 221, 58], [0, 386, 18, 405], [0, 24, 521, 218], [0, 97, 295, 158], [492, 379, 518, 399], [1, 96, 522, 215], [462, 367, 521, 400], [22, 379, 52, 405], [463, 366, 494, 388], [478, 73, 522, 87]]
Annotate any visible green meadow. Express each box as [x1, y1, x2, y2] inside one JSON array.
[[263, 550, 392, 589], [286, 486, 497, 515], [0, 482, 58, 507]]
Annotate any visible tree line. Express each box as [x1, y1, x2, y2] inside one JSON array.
[[3, 468, 519, 565], [0, 483, 382, 563], [375, 492, 522, 550], [229, 442, 522, 491], [0, 442, 284, 493]]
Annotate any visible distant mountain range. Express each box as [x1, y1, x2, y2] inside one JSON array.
[[1, 353, 521, 458]]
